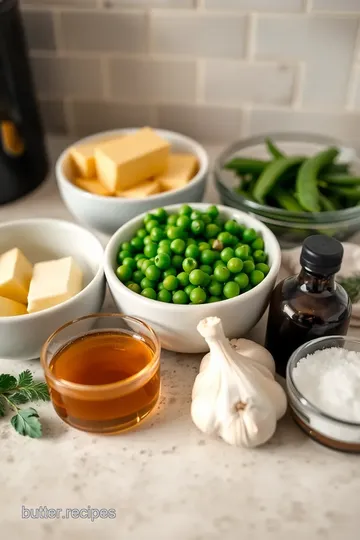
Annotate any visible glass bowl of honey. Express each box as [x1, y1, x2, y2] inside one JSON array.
[[41, 313, 161, 434]]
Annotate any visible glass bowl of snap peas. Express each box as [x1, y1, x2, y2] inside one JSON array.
[[214, 133, 360, 248]]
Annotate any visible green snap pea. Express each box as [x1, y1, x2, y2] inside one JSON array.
[[296, 147, 339, 212], [321, 174, 360, 186], [319, 193, 337, 212], [265, 137, 284, 159], [224, 158, 270, 176], [272, 187, 303, 212], [253, 156, 305, 204], [326, 184, 360, 201]]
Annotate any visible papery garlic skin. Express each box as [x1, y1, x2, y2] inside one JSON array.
[[191, 317, 287, 448], [230, 338, 276, 376]]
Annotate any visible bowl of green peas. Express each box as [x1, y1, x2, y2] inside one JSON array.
[[214, 132, 360, 248], [104, 203, 281, 353]]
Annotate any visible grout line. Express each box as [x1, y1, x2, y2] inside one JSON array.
[[101, 56, 112, 100], [345, 20, 360, 111], [245, 13, 257, 61], [196, 59, 206, 105], [52, 10, 63, 53], [63, 98, 75, 136], [292, 61, 306, 109]]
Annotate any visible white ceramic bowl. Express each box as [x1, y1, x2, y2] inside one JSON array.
[[104, 203, 281, 353], [56, 128, 209, 236], [0, 219, 106, 360]]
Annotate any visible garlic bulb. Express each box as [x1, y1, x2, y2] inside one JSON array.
[[191, 317, 287, 448]]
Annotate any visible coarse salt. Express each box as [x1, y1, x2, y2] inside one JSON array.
[[293, 347, 360, 423]]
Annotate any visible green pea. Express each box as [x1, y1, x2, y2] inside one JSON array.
[[183, 257, 198, 273], [141, 277, 157, 290], [179, 204, 192, 216], [137, 258, 146, 270], [145, 265, 161, 282], [214, 265, 230, 283], [155, 253, 171, 270], [224, 220, 240, 236], [136, 228, 147, 240], [185, 284, 196, 297], [177, 272, 189, 288], [191, 210, 202, 220], [172, 255, 183, 269], [185, 244, 200, 259], [191, 219, 205, 235], [203, 273, 211, 287], [235, 245, 250, 260], [253, 250, 267, 263], [242, 228, 257, 244], [208, 279, 223, 297], [176, 215, 191, 230], [243, 260, 256, 274], [173, 290, 189, 305], [152, 207, 167, 223], [163, 267, 177, 277], [206, 205, 219, 219], [157, 245, 172, 256], [145, 219, 159, 233], [214, 260, 224, 268], [143, 213, 153, 224], [200, 264, 212, 275], [190, 287, 207, 304], [198, 242, 210, 252], [218, 231, 235, 246], [133, 270, 145, 284], [187, 238, 196, 246], [250, 269, 265, 286], [141, 259, 153, 272], [158, 289, 172, 303], [159, 239, 171, 248], [117, 250, 131, 264], [158, 282, 164, 291], [221, 247, 234, 264], [167, 226, 185, 240], [251, 237, 264, 251], [208, 296, 221, 303], [189, 269, 206, 286], [131, 237, 144, 252], [141, 288, 157, 300], [121, 242, 133, 253], [200, 249, 217, 266], [143, 236, 153, 245], [227, 257, 243, 274], [127, 282, 141, 294], [163, 275, 179, 291], [256, 263, 270, 275], [134, 253, 143, 261], [205, 223, 221, 239], [171, 238, 186, 255], [144, 242, 158, 259], [167, 214, 178, 226], [201, 214, 211, 225], [116, 265, 132, 282], [223, 281, 240, 299], [234, 273, 249, 290], [122, 257, 136, 270], [150, 227, 165, 242], [242, 284, 253, 293]]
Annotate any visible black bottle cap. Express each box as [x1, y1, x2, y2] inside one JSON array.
[[300, 235, 344, 276]]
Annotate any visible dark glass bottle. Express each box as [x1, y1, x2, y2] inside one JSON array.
[[265, 235, 351, 377]]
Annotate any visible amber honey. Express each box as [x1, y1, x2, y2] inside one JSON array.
[[46, 328, 160, 434]]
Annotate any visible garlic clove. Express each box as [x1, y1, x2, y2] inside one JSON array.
[[230, 338, 276, 376]]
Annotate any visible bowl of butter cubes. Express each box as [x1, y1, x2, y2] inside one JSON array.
[[0, 218, 105, 360], [56, 127, 209, 235]]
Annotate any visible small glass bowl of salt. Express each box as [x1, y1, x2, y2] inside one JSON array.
[[287, 335, 360, 452]]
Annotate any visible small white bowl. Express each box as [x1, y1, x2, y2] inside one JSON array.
[[0, 219, 106, 360], [104, 203, 281, 353], [56, 128, 209, 236]]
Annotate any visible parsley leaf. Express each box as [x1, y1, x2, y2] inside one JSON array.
[[11, 408, 42, 438]]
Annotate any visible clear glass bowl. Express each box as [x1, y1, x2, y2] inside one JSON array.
[[286, 335, 360, 453], [214, 133, 360, 248]]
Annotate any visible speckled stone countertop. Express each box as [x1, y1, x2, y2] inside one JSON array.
[[1, 138, 360, 540]]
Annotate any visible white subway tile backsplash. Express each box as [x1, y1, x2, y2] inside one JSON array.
[[204, 0, 304, 12], [151, 12, 246, 58], [249, 108, 360, 144], [23, 0, 98, 6], [39, 99, 67, 134], [157, 104, 243, 142], [204, 61, 295, 105], [103, 0, 195, 7], [61, 11, 147, 52], [312, 0, 360, 12], [109, 58, 196, 103], [71, 101, 153, 136], [21, 10, 56, 51], [256, 15, 358, 107], [31, 56, 104, 98], [353, 66, 360, 109]]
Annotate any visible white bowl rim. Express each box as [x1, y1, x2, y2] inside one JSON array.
[[0, 218, 104, 322], [104, 203, 281, 311], [56, 128, 209, 203]]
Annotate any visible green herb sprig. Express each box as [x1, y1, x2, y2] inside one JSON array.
[[338, 274, 360, 304], [0, 370, 50, 438]]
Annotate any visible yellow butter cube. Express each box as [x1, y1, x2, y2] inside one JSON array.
[[95, 127, 170, 194], [0, 296, 27, 317], [28, 256, 83, 313], [0, 248, 33, 304], [116, 179, 160, 198], [69, 144, 97, 178], [74, 178, 112, 196], [157, 153, 198, 192]]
